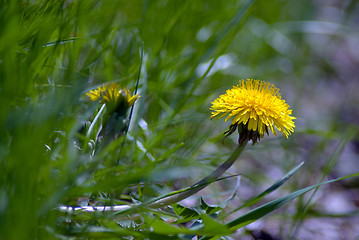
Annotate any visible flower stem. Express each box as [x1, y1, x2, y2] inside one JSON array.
[[147, 142, 247, 208], [58, 142, 247, 213], [86, 103, 106, 138]]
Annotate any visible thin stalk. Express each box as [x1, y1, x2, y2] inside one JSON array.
[[147, 142, 247, 208], [59, 142, 247, 212], [86, 103, 106, 138]]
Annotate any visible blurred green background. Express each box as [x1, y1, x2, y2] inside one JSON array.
[[1, 0, 359, 239]]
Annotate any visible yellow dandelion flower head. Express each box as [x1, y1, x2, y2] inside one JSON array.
[[210, 79, 295, 144], [86, 83, 140, 108]]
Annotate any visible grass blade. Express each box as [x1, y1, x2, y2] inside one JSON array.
[[225, 161, 304, 217], [226, 172, 359, 230]]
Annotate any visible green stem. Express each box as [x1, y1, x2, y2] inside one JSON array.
[[86, 103, 106, 138], [147, 142, 247, 208], [58, 143, 247, 213]]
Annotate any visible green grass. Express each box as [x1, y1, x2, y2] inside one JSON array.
[[1, 0, 359, 239]]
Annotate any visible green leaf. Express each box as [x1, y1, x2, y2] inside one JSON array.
[[200, 198, 222, 215], [150, 219, 189, 235], [226, 172, 359, 230], [226, 161, 304, 216], [171, 203, 200, 219], [145, 218, 202, 236], [201, 214, 231, 235]]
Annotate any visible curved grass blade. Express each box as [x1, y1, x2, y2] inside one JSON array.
[[224, 161, 304, 217], [226, 172, 359, 230], [86, 104, 106, 138], [199, 172, 359, 240], [289, 125, 358, 237]]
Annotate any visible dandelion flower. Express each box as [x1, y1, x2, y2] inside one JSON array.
[[210, 79, 295, 145], [86, 83, 140, 140], [86, 83, 140, 111]]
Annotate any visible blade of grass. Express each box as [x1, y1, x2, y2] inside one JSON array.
[[223, 161, 304, 218], [226, 172, 359, 230], [199, 172, 359, 240], [289, 125, 358, 238]]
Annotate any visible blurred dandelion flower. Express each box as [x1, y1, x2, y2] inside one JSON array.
[[210, 79, 295, 145], [86, 83, 140, 108], [86, 83, 140, 140]]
